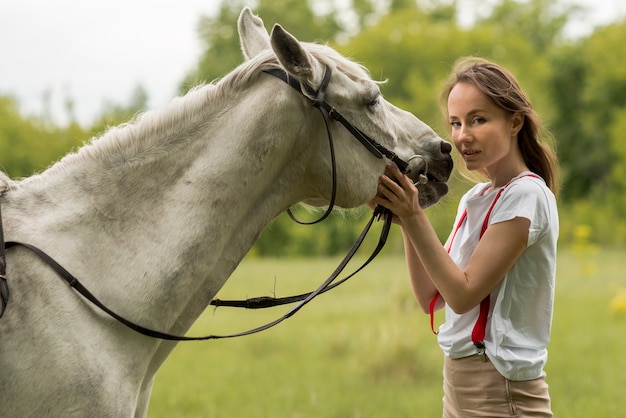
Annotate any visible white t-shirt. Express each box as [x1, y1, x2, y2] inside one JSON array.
[[437, 172, 559, 381]]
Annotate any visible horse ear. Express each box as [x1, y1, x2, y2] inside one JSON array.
[[238, 7, 271, 60], [270, 24, 314, 79]]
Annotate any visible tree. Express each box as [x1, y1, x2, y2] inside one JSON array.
[[607, 108, 626, 208], [180, 0, 344, 93], [0, 96, 41, 177], [0, 95, 84, 178], [478, 0, 576, 52], [549, 21, 626, 203], [548, 43, 592, 200], [582, 22, 626, 205], [88, 84, 150, 136]]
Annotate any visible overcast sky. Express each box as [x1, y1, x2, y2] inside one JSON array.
[[1, 0, 624, 126]]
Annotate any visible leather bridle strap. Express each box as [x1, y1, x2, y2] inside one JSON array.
[[263, 67, 409, 173], [0, 203, 9, 319], [2, 208, 392, 341], [205, 67, 405, 310], [266, 66, 336, 225], [4, 240, 208, 341], [211, 206, 392, 309]]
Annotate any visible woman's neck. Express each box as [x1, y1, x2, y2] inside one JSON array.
[[483, 162, 530, 194]]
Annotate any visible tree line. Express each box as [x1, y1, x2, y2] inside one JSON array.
[[2, 0, 625, 254]]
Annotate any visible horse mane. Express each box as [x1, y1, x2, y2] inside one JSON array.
[[6, 42, 376, 191]]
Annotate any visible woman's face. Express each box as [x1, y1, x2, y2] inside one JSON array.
[[447, 82, 521, 179]]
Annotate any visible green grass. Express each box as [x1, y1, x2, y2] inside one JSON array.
[[148, 248, 626, 417]]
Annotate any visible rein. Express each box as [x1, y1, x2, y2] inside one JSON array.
[[0, 64, 414, 339], [0, 207, 392, 340], [207, 65, 413, 310], [0, 203, 8, 319]]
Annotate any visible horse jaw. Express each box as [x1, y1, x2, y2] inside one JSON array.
[[238, 7, 271, 60]]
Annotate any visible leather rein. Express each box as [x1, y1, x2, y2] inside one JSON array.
[[0, 65, 417, 340]]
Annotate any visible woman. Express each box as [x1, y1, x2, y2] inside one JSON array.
[[373, 57, 559, 417]]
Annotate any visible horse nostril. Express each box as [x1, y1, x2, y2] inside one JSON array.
[[440, 140, 453, 154]]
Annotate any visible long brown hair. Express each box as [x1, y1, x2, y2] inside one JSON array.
[[440, 57, 560, 197]]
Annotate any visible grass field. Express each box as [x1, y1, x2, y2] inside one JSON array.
[[148, 248, 626, 417]]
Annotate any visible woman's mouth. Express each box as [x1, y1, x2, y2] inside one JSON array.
[[463, 149, 480, 161]]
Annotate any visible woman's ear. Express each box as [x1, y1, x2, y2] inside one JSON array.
[[511, 113, 524, 137]]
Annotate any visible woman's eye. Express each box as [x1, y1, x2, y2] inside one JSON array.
[[449, 121, 461, 128], [473, 117, 485, 124]]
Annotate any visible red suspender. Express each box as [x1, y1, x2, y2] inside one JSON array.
[[428, 174, 539, 360]]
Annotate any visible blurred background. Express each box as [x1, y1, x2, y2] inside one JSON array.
[[2, 2, 626, 416], [1, 0, 625, 252]]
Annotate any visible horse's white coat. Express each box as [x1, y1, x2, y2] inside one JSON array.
[[0, 8, 452, 417]]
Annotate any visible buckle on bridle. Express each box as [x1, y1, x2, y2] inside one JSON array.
[[311, 64, 332, 108]]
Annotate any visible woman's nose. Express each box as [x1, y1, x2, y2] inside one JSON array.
[[455, 124, 472, 143]]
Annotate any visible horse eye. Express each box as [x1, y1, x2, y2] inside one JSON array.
[[368, 95, 381, 108]]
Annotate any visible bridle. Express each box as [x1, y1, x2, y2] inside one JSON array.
[[266, 65, 411, 171], [0, 64, 429, 340], [263, 65, 410, 224]]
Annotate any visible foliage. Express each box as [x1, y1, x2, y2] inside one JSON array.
[[478, 0, 575, 52], [89, 85, 150, 134], [180, 0, 343, 93], [251, 208, 375, 257], [549, 21, 626, 203], [0, 95, 84, 178], [0, 85, 149, 179], [2, 0, 626, 250]]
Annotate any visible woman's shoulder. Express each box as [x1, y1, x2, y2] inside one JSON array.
[[496, 174, 558, 228], [506, 173, 556, 205]]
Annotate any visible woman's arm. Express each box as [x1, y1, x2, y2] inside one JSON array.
[[402, 228, 442, 313], [401, 208, 529, 314], [374, 163, 529, 314]]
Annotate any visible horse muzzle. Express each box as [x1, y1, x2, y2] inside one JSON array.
[[402, 141, 453, 208]]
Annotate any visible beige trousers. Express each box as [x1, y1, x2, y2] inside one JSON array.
[[443, 355, 552, 417]]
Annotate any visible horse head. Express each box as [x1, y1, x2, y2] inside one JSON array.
[[238, 7, 453, 209]]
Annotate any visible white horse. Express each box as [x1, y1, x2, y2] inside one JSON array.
[[0, 8, 452, 417]]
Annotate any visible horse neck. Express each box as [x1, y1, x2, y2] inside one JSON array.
[[7, 83, 309, 333]]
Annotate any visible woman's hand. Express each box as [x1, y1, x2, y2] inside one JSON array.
[[372, 163, 424, 223]]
